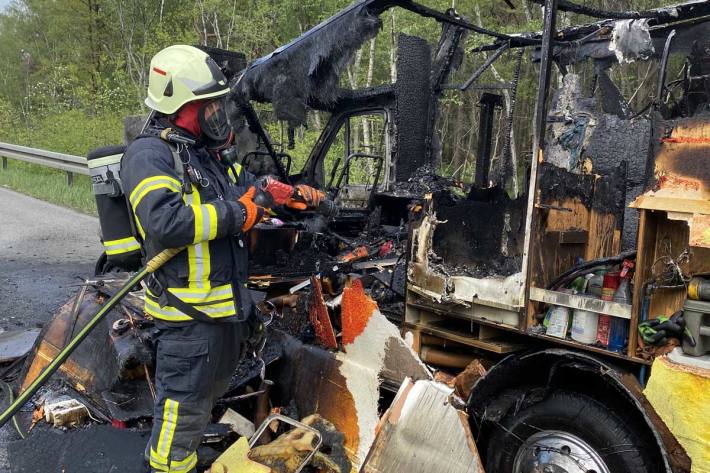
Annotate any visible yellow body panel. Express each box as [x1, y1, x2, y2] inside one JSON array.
[[645, 356, 710, 473], [209, 437, 271, 473]]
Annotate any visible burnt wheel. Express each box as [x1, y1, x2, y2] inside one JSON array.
[[484, 389, 658, 473]]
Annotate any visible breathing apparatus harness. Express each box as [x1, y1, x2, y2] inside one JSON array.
[[152, 125, 271, 354], [139, 124, 250, 325]]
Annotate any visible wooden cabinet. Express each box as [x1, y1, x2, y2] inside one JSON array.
[[629, 196, 710, 358]]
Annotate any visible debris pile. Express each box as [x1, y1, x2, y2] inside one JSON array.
[[4, 270, 483, 472]]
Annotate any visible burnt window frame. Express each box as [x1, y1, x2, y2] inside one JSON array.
[[302, 106, 392, 190]]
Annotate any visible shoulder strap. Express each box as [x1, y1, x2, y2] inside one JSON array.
[[130, 131, 186, 183], [168, 143, 185, 182]]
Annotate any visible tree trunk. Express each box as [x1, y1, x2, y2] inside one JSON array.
[[390, 10, 397, 84], [362, 38, 376, 149]]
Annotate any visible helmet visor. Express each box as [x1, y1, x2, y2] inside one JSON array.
[[199, 98, 231, 142]]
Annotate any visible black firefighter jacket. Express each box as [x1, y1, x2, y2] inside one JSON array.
[[120, 136, 255, 323]]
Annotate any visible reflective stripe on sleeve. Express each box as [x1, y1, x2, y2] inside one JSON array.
[[206, 204, 218, 240], [190, 203, 218, 244], [149, 448, 169, 472], [129, 176, 182, 240], [129, 176, 182, 210], [170, 452, 198, 472], [183, 190, 210, 290], [103, 236, 141, 256]]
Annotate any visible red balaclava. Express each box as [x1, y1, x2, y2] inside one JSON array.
[[172, 100, 203, 137]]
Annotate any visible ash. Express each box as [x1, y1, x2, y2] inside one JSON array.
[[390, 164, 462, 196]]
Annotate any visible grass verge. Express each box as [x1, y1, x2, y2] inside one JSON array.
[[0, 160, 96, 215]]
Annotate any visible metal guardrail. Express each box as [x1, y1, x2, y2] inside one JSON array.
[[0, 142, 88, 186]]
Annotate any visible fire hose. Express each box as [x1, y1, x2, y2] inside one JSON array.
[[0, 180, 336, 428], [0, 247, 184, 428]]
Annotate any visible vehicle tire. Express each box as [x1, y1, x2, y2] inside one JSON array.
[[484, 389, 658, 473]]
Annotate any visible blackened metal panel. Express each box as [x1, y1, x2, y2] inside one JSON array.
[[233, 2, 383, 126]]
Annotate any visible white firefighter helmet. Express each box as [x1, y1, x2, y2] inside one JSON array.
[[145, 45, 229, 115]]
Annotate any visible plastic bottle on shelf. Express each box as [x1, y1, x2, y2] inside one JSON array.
[[545, 306, 570, 339], [569, 276, 586, 294], [608, 317, 629, 352], [586, 270, 606, 298], [608, 260, 634, 352], [613, 276, 631, 304], [571, 309, 599, 344]]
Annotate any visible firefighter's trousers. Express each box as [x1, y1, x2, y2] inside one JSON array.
[[147, 320, 247, 473]]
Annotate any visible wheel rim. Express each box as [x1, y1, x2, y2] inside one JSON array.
[[512, 430, 611, 473]]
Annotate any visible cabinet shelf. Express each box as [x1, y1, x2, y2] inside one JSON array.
[[529, 287, 632, 319], [525, 331, 652, 365]]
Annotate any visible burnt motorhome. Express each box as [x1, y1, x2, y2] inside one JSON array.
[[7, 1, 710, 472]]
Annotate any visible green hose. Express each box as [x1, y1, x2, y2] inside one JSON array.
[[0, 247, 183, 429]]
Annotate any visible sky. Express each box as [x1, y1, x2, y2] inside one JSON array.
[[0, 0, 9, 12]]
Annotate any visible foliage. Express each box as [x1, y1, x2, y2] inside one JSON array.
[[0, 0, 678, 206], [0, 161, 96, 214]]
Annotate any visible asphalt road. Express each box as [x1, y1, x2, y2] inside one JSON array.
[[0, 187, 102, 330], [0, 187, 102, 471]]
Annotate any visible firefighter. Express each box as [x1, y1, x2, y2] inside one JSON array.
[[120, 45, 321, 473]]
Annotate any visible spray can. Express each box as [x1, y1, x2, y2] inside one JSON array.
[[607, 317, 629, 352], [602, 271, 620, 301], [596, 315, 611, 346]]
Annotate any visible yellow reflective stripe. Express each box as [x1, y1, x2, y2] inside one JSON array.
[[129, 176, 182, 210], [192, 203, 204, 244], [183, 189, 210, 290], [206, 204, 218, 240], [157, 399, 179, 460], [145, 298, 236, 321], [184, 192, 200, 286], [149, 459, 169, 472], [145, 304, 192, 322], [105, 236, 138, 246], [146, 298, 236, 315], [189, 204, 217, 243], [170, 452, 198, 472], [135, 218, 146, 239], [228, 163, 242, 182], [129, 176, 181, 240], [149, 448, 169, 471], [166, 284, 233, 304], [103, 236, 141, 255]]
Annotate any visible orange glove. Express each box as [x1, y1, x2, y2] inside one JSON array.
[[287, 184, 325, 211], [260, 175, 294, 206], [238, 186, 265, 232]]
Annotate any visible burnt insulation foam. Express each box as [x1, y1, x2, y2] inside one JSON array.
[[394, 34, 433, 182], [234, 3, 382, 126]]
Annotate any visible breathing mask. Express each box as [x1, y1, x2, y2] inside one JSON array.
[[198, 97, 234, 151]]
